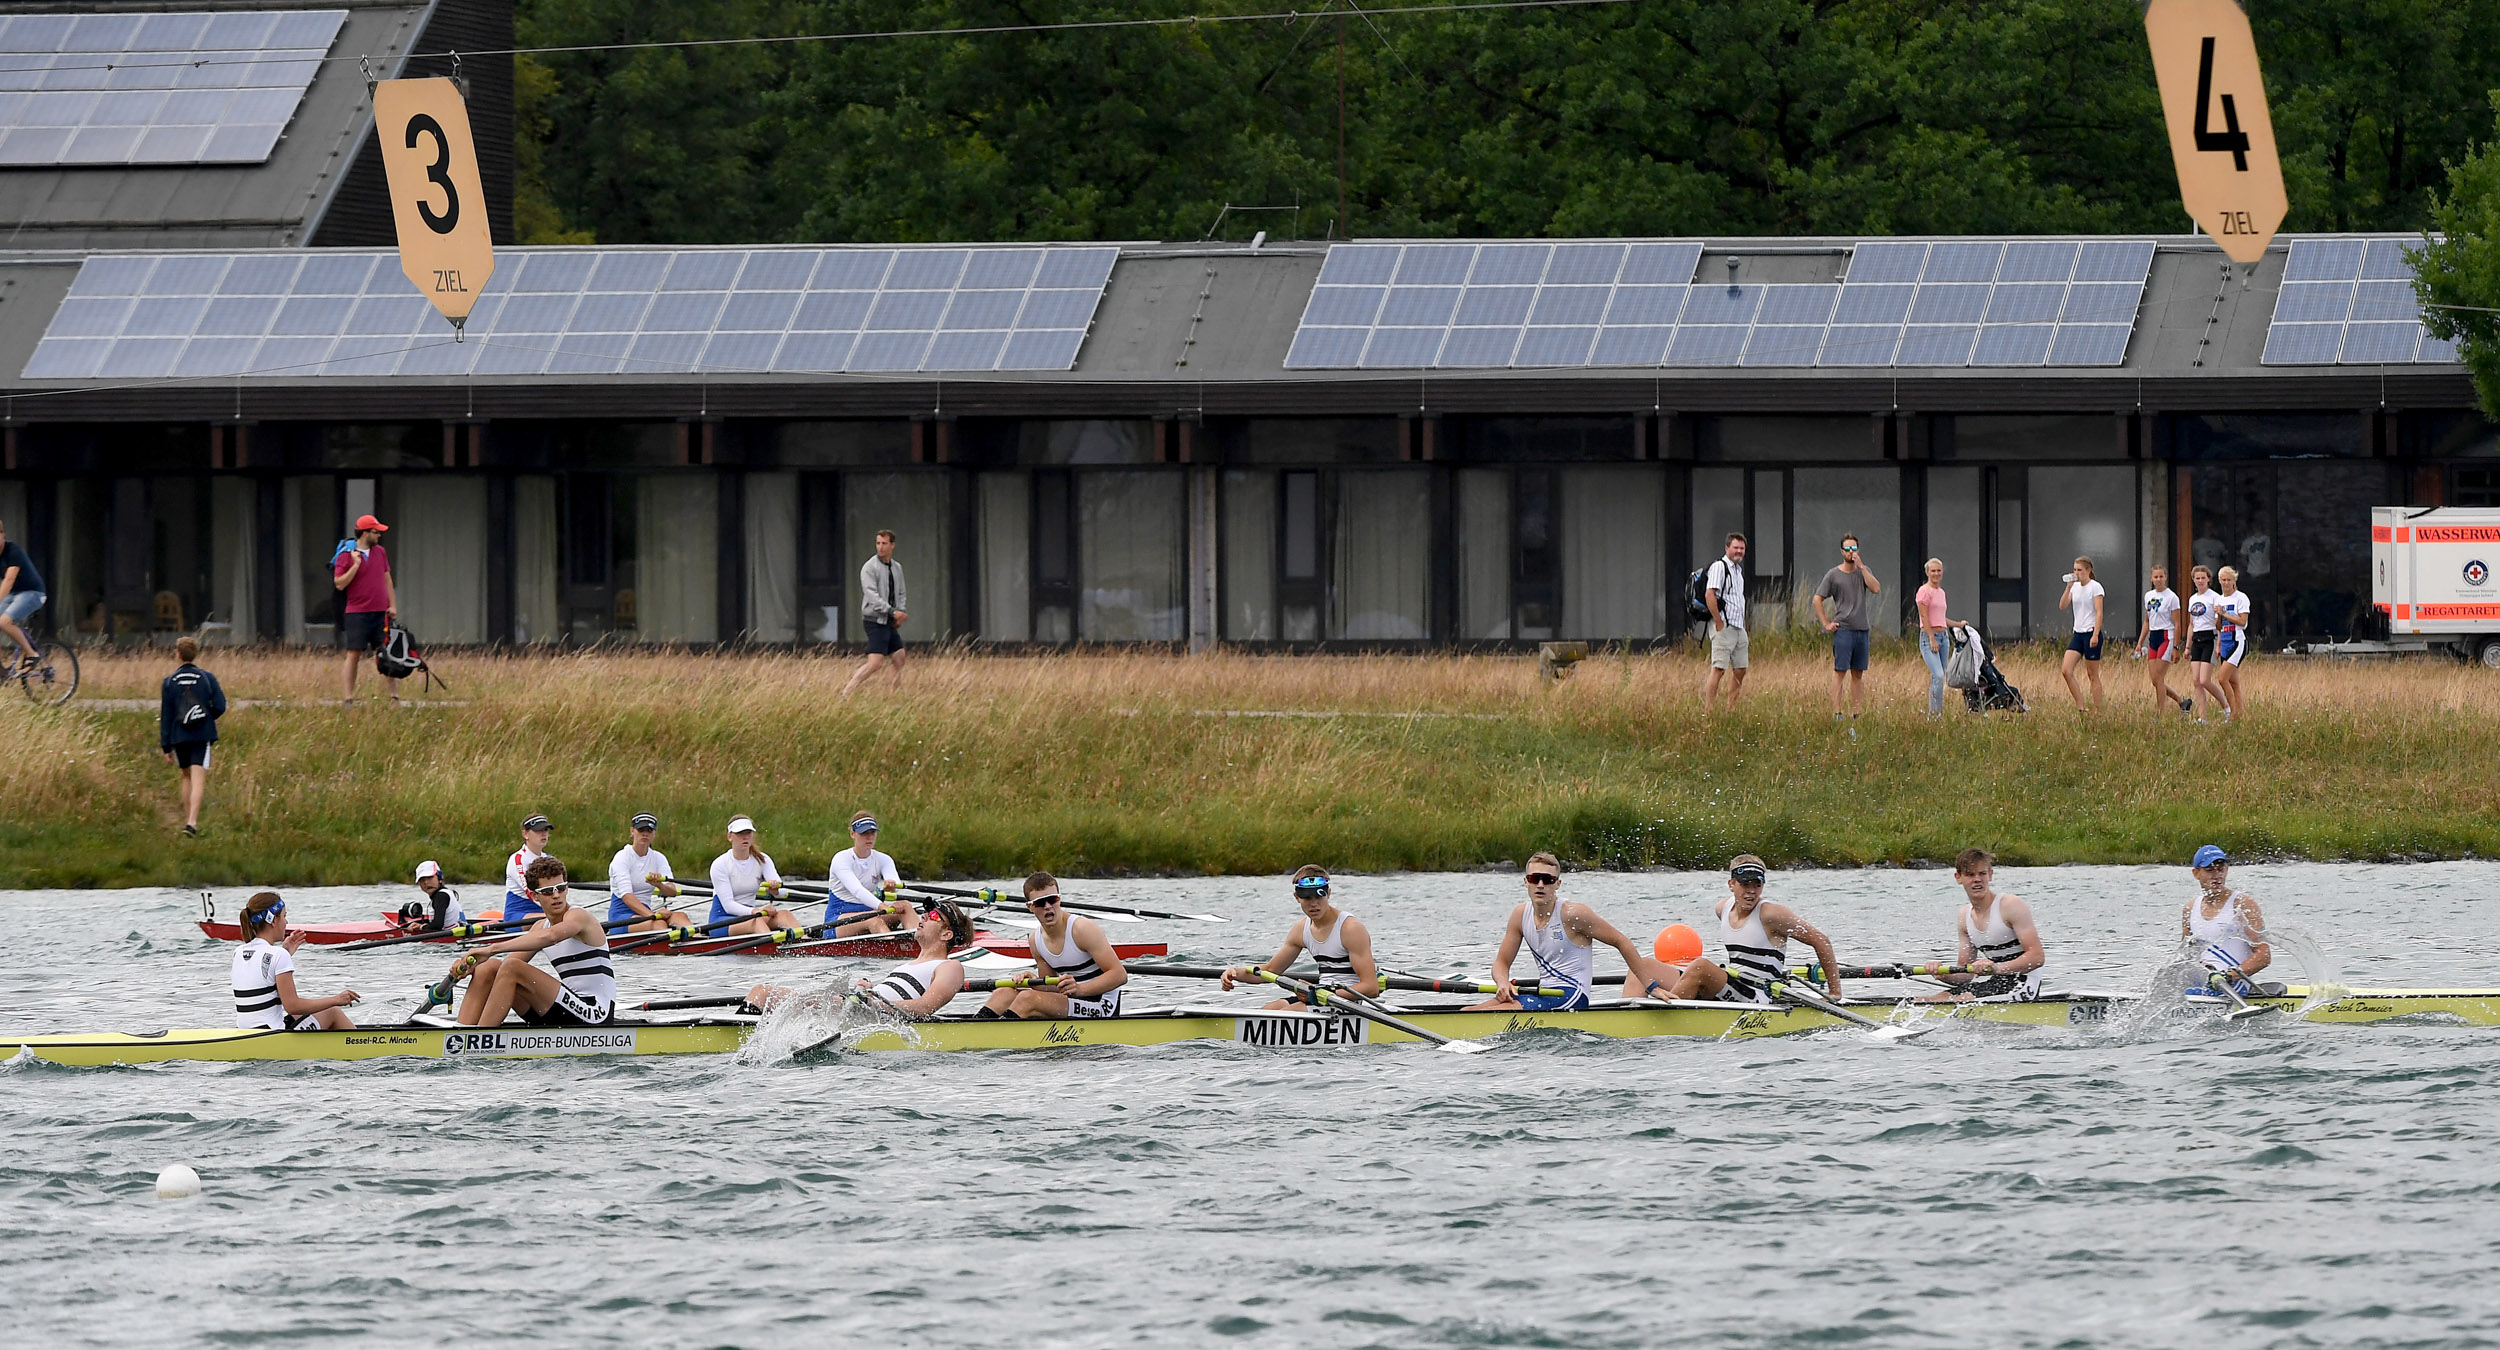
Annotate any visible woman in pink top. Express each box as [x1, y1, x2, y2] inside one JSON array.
[[1914, 558, 1968, 719]]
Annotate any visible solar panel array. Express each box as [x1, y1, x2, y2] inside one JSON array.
[[1283, 238, 2153, 369], [21, 246, 1120, 380], [0, 10, 344, 166], [2260, 238, 2461, 365]]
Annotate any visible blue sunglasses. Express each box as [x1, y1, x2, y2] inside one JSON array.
[[1292, 877, 1330, 897]]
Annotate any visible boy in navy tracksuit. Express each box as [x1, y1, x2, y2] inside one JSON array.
[[160, 636, 227, 837]]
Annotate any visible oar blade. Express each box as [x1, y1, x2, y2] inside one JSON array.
[[1436, 1038, 1494, 1055], [2225, 1003, 2279, 1022], [1868, 1022, 1931, 1044]]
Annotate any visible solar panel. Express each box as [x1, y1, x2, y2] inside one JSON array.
[[1283, 240, 1704, 369], [20, 245, 1119, 378], [1818, 237, 2148, 368], [0, 10, 344, 166], [2260, 238, 2457, 366]]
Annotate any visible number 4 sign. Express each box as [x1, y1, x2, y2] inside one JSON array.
[[2145, 0, 2285, 265], [374, 77, 495, 328]]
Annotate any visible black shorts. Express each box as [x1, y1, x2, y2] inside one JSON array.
[[522, 988, 615, 1027], [2189, 630, 2217, 663], [2066, 630, 2102, 660], [338, 610, 387, 652], [170, 742, 212, 770], [864, 619, 903, 655]]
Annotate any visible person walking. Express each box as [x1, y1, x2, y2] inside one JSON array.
[[2140, 565, 2189, 715], [841, 529, 908, 697], [331, 513, 398, 704], [2183, 564, 2226, 723], [2056, 556, 2106, 711], [2214, 565, 2252, 723], [1700, 533, 1748, 713], [1912, 558, 1969, 720], [1812, 534, 1881, 718], [0, 515, 47, 674], [159, 636, 227, 838]]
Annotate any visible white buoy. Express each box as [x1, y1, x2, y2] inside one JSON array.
[[156, 1164, 202, 1199]]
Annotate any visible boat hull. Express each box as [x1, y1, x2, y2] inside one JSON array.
[[1, 1020, 749, 1066]]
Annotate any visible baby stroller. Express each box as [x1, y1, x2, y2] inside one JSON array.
[[1945, 625, 2027, 714]]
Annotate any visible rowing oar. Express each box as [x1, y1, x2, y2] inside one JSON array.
[[1786, 963, 1976, 981], [634, 974, 1065, 1016], [1736, 973, 1927, 1044], [897, 882, 1228, 924], [1127, 964, 1572, 999], [337, 916, 535, 952], [2201, 970, 2278, 1022]]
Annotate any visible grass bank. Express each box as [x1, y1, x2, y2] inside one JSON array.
[[4, 641, 2494, 889]]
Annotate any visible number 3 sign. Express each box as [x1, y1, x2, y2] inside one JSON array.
[[2144, 0, 2285, 265], [375, 77, 495, 327]]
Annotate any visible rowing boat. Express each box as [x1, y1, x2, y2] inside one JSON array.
[[193, 912, 1165, 962], [11, 987, 2494, 1066]]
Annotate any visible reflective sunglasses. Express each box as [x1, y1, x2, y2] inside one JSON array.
[[529, 882, 571, 899], [1027, 894, 1062, 909], [1525, 873, 1560, 887]]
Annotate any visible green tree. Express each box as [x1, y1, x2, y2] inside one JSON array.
[[2415, 94, 2500, 420]]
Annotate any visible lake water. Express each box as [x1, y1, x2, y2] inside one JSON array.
[[5, 862, 2497, 1348]]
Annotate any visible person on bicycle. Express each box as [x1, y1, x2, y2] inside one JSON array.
[[0, 516, 46, 675]]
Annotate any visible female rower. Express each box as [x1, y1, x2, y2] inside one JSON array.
[[708, 814, 800, 937], [230, 892, 360, 1030], [441, 856, 616, 1027], [2183, 565, 2225, 723], [2214, 565, 2252, 723], [745, 900, 977, 1020]]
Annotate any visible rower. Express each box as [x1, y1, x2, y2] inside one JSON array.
[[708, 814, 801, 937], [1468, 853, 1681, 1011], [2183, 844, 2273, 995], [607, 812, 690, 933], [980, 872, 1130, 1019], [501, 813, 554, 925], [442, 857, 616, 1027], [399, 859, 465, 931], [230, 892, 359, 1030], [1919, 847, 2046, 1002], [825, 813, 910, 936], [855, 901, 980, 1018], [1665, 855, 1845, 1005], [1219, 866, 1381, 1010]]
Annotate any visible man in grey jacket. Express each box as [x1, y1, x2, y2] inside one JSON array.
[[842, 529, 909, 696]]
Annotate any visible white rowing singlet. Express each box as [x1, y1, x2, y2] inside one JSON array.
[[231, 937, 304, 1030], [873, 957, 950, 1005], [1719, 898, 1787, 987], [543, 929, 616, 1016], [1961, 901, 2045, 997], [1520, 903, 1594, 999], [1032, 921, 1104, 982], [1301, 910, 1358, 988], [2188, 894, 2256, 971]]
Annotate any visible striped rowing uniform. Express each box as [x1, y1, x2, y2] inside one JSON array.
[[1032, 920, 1121, 1018], [1518, 903, 1594, 1011], [1302, 910, 1359, 989], [2188, 893, 2259, 995], [232, 937, 315, 1030], [532, 929, 616, 1026], [1960, 900, 2044, 1000], [871, 957, 954, 1010], [1717, 897, 1786, 1005]]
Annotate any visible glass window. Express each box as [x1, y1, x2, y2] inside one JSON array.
[[978, 471, 1030, 641], [2174, 414, 2369, 460], [1513, 469, 1557, 639], [636, 474, 718, 642], [1331, 471, 1430, 639], [2407, 412, 2500, 459], [777, 422, 913, 467], [1924, 466, 1984, 627], [382, 474, 487, 643], [745, 471, 799, 643], [2029, 466, 2134, 639], [512, 476, 560, 644], [1241, 419, 1401, 465], [1751, 469, 1786, 580], [1079, 471, 1184, 640], [1691, 467, 1744, 576], [1562, 466, 1663, 638], [1793, 467, 1900, 634], [1953, 414, 2121, 461], [1453, 417, 1636, 462], [1221, 470, 1275, 640], [1703, 416, 1881, 462], [844, 473, 949, 640], [280, 474, 333, 641], [1021, 420, 1154, 465], [2188, 461, 2388, 637], [1457, 469, 1509, 639]]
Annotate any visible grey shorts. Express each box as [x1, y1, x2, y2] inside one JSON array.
[[1709, 624, 1749, 670]]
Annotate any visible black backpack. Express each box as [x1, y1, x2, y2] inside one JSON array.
[[1685, 560, 1726, 624], [375, 622, 447, 690]]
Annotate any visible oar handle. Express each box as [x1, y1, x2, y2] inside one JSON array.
[[633, 995, 754, 1011], [338, 916, 528, 951], [1784, 963, 1975, 981]]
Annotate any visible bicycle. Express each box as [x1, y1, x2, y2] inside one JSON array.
[[1, 632, 79, 705]]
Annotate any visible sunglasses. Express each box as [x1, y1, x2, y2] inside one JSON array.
[[1027, 894, 1062, 909], [1842, 546, 1860, 553], [529, 882, 570, 898], [1525, 873, 1559, 886]]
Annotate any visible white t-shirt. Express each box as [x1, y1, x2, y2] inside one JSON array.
[[2217, 591, 2251, 633], [609, 845, 673, 906], [828, 847, 900, 909], [1706, 556, 1746, 629], [503, 845, 546, 899], [709, 849, 782, 917], [2185, 589, 2220, 633], [2067, 579, 2105, 633], [2143, 588, 2180, 632], [231, 937, 296, 1030]]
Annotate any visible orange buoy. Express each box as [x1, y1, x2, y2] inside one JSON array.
[[1654, 923, 1703, 966]]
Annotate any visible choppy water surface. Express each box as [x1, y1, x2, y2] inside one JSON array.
[[6, 863, 2500, 1348]]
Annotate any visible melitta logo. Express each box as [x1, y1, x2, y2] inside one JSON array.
[[2466, 560, 2491, 587]]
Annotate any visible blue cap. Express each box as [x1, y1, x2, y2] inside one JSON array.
[[850, 816, 878, 834], [2192, 844, 2229, 868]]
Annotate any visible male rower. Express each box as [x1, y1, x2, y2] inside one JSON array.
[[399, 859, 465, 931], [2183, 844, 2273, 995], [1666, 855, 1844, 1005], [441, 856, 616, 1027], [826, 813, 911, 936], [750, 900, 979, 1020], [980, 872, 1130, 1020], [501, 814, 554, 925], [1918, 847, 2046, 1002], [607, 812, 691, 933], [709, 815, 801, 937], [1220, 866, 1381, 1010], [1468, 853, 1683, 1011]]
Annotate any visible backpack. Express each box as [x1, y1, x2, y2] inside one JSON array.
[[1686, 559, 1730, 625], [375, 622, 448, 691]]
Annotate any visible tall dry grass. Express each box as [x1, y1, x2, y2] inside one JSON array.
[[14, 640, 2496, 887]]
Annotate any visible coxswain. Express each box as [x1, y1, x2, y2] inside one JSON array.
[[1918, 847, 2046, 1002], [399, 859, 465, 931], [708, 815, 800, 937], [754, 900, 979, 1018], [442, 857, 616, 1027], [980, 872, 1130, 1019], [825, 813, 911, 936], [1468, 853, 1682, 1011], [231, 892, 359, 1030], [1220, 866, 1381, 1009], [501, 813, 554, 925], [1665, 855, 1844, 1005], [607, 812, 690, 933], [2183, 844, 2272, 995]]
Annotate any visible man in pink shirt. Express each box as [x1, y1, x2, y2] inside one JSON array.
[[332, 513, 399, 704]]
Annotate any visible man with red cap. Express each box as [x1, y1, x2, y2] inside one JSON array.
[[332, 513, 398, 704]]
